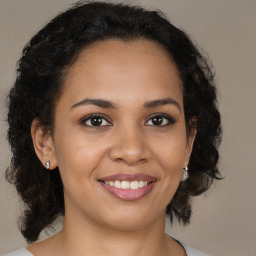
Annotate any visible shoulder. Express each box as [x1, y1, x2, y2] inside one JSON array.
[[181, 242, 213, 256], [2, 248, 33, 256]]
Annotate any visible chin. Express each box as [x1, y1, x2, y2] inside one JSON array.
[[97, 206, 164, 231]]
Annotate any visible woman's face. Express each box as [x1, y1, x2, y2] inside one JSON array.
[[46, 39, 195, 230]]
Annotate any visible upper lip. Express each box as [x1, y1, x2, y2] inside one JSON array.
[[98, 173, 157, 182]]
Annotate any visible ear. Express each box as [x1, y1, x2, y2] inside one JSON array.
[[31, 119, 58, 170], [184, 124, 197, 168]]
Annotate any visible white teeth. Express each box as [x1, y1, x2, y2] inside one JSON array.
[[104, 180, 149, 189], [121, 181, 130, 189], [114, 180, 121, 188], [138, 180, 145, 188], [130, 180, 139, 190]]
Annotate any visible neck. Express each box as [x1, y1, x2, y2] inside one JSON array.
[[54, 211, 174, 256]]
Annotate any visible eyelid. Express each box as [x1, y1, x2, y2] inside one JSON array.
[[80, 112, 176, 128], [145, 113, 176, 126], [80, 113, 112, 127]]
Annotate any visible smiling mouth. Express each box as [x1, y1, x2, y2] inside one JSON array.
[[101, 180, 150, 189], [98, 173, 157, 200]]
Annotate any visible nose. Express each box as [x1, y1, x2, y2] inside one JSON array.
[[108, 126, 152, 166]]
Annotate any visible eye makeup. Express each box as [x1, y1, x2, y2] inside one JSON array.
[[79, 112, 176, 128]]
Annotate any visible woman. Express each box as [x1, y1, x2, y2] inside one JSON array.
[[4, 1, 221, 256]]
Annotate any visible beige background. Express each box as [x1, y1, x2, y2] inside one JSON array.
[[0, 0, 255, 255]]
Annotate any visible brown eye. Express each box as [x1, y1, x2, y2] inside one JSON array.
[[146, 114, 176, 126], [152, 116, 164, 125], [82, 114, 111, 127], [90, 117, 104, 126]]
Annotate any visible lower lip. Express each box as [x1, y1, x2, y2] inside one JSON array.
[[99, 182, 155, 201]]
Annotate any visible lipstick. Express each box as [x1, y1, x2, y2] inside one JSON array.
[[98, 173, 157, 201]]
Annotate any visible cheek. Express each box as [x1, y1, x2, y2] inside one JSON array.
[[53, 132, 106, 185], [155, 132, 187, 172], [152, 131, 187, 196]]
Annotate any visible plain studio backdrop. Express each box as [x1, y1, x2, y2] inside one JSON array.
[[0, 1, 255, 255]]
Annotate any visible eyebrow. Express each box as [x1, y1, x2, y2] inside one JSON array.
[[71, 98, 117, 109], [143, 98, 181, 111], [71, 97, 181, 112]]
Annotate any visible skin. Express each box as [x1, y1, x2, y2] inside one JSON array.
[[30, 39, 196, 256]]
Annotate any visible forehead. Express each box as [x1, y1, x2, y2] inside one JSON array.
[[61, 38, 183, 108]]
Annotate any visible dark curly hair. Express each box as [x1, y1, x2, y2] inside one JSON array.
[[6, 1, 222, 243]]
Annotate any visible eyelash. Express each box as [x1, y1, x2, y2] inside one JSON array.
[[80, 113, 176, 128]]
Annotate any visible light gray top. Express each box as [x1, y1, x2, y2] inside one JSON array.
[[3, 248, 33, 256], [3, 243, 212, 256]]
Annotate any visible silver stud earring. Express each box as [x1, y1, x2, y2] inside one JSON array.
[[45, 161, 50, 170], [181, 166, 189, 181]]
